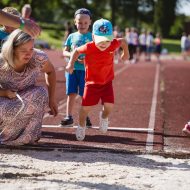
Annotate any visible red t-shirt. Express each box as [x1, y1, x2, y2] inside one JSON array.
[[77, 39, 120, 85]]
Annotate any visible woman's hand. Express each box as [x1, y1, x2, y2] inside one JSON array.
[[5, 90, 17, 99], [48, 98, 58, 117], [23, 19, 41, 38]]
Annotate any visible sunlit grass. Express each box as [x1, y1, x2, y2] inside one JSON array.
[[162, 38, 181, 54], [37, 29, 64, 49]]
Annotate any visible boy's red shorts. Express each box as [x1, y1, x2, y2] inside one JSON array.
[[82, 81, 114, 106]]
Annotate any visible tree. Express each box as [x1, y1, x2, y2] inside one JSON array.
[[154, 0, 177, 37]]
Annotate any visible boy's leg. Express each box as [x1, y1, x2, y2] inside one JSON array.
[[61, 93, 77, 126], [78, 70, 92, 127], [76, 106, 92, 141], [102, 103, 114, 118], [99, 81, 114, 133], [61, 94, 77, 126], [79, 106, 92, 127], [61, 71, 78, 126], [66, 93, 77, 117], [99, 103, 114, 133]]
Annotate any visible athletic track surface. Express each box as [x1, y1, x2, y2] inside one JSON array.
[[1, 50, 190, 158]]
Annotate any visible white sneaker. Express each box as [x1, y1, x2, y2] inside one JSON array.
[[99, 111, 109, 133], [76, 126, 86, 141], [182, 121, 190, 136]]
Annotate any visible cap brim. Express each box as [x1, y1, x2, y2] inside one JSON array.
[[93, 34, 113, 44]]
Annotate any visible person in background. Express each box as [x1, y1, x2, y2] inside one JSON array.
[[0, 29, 58, 146], [138, 29, 147, 61], [63, 21, 74, 44], [181, 32, 190, 60], [0, 7, 21, 51], [61, 8, 92, 127], [66, 18, 129, 141], [154, 32, 162, 63], [181, 32, 187, 58], [125, 27, 133, 60], [113, 25, 123, 64], [130, 27, 139, 63], [146, 31, 154, 61], [0, 9, 40, 38], [21, 4, 32, 19]]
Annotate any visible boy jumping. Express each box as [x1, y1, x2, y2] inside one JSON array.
[[66, 18, 129, 141]]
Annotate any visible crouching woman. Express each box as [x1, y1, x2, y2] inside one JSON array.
[[0, 29, 58, 146]]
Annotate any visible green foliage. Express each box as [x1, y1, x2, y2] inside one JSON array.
[[37, 29, 64, 49], [38, 29, 182, 55], [154, 0, 177, 37], [0, 0, 189, 38], [162, 38, 181, 54], [170, 15, 186, 38], [39, 22, 64, 30]]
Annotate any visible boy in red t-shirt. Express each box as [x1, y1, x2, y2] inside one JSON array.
[[66, 18, 129, 141]]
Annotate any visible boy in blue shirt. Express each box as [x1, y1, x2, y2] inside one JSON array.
[[61, 8, 92, 127]]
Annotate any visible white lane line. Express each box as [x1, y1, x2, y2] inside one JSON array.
[[57, 67, 65, 71], [115, 64, 129, 76], [42, 125, 153, 132], [146, 64, 160, 152], [44, 65, 130, 119]]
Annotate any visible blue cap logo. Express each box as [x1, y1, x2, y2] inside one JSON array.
[[93, 19, 113, 43]]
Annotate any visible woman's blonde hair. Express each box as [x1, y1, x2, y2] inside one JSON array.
[[1, 29, 33, 70]]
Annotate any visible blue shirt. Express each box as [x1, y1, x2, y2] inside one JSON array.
[[0, 29, 9, 51], [64, 31, 92, 70]]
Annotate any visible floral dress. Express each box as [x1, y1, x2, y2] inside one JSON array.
[[0, 49, 49, 145]]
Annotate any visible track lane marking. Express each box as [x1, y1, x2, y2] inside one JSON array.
[[146, 64, 160, 152], [42, 125, 153, 132]]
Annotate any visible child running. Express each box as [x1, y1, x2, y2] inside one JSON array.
[[61, 8, 92, 127], [66, 18, 129, 141]]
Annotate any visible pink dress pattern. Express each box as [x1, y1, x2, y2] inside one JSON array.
[[0, 49, 49, 145]]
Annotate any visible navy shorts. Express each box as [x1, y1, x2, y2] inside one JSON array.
[[65, 70, 85, 96]]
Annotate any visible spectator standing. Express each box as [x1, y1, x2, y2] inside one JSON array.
[[138, 29, 147, 61], [146, 31, 154, 61], [154, 33, 162, 63], [130, 27, 139, 63], [113, 25, 123, 64], [125, 27, 133, 60]]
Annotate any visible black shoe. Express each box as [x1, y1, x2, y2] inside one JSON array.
[[86, 116, 92, 128], [61, 116, 74, 126]]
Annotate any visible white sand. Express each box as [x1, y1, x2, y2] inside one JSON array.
[[0, 149, 190, 190]]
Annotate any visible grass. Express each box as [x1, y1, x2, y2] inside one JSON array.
[[162, 38, 181, 54], [38, 29, 181, 54], [37, 29, 64, 49]]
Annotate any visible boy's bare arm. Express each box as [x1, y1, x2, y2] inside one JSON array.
[[118, 38, 130, 61], [63, 46, 71, 57], [65, 49, 80, 74]]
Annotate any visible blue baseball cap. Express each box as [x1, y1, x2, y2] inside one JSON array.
[[92, 18, 113, 43]]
